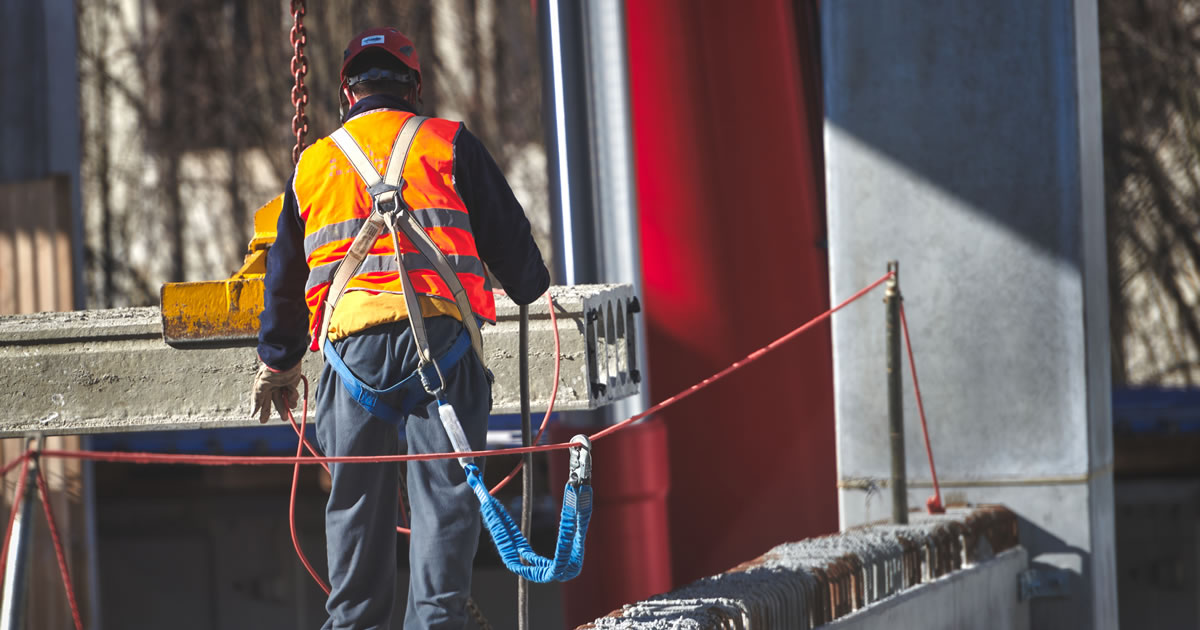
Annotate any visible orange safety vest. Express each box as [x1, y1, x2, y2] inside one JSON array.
[[293, 109, 496, 349]]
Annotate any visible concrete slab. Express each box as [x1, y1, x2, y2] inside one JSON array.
[[0, 284, 639, 435]]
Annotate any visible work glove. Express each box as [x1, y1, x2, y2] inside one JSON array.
[[250, 361, 302, 424]]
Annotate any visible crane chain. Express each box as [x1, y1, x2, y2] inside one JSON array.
[[289, 0, 309, 165]]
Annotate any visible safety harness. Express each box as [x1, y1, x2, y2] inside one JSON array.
[[319, 114, 592, 583]]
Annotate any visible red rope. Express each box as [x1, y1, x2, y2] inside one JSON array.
[[0, 452, 30, 480], [0, 453, 31, 589], [3, 273, 894, 614], [899, 301, 944, 514], [285, 378, 330, 594], [38, 442, 569, 466], [35, 466, 85, 630], [589, 271, 895, 441], [286, 400, 328, 476]]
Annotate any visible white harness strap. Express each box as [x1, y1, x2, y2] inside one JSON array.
[[316, 117, 423, 351], [318, 116, 488, 372], [392, 207, 486, 361]]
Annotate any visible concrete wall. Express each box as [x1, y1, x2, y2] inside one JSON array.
[[824, 548, 1029, 630], [578, 506, 1024, 629], [822, 2, 1115, 629]]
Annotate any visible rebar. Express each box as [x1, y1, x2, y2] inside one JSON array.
[[886, 261, 908, 524], [518, 304, 532, 630]]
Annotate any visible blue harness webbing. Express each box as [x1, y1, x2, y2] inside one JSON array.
[[465, 463, 592, 583], [322, 327, 472, 421]]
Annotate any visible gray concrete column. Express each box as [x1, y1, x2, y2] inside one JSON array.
[[822, 2, 1115, 629]]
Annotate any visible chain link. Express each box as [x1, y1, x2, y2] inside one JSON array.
[[289, 0, 309, 165]]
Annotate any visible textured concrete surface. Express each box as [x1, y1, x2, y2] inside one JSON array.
[[579, 506, 1024, 629], [822, 2, 1114, 629], [0, 284, 639, 436], [823, 547, 1028, 630], [840, 481, 1108, 627]]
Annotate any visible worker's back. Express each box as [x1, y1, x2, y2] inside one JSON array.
[[294, 109, 496, 347]]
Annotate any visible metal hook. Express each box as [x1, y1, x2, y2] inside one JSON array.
[[568, 434, 592, 486]]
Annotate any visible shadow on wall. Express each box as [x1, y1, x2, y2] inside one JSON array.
[[822, 0, 1084, 263], [1016, 514, 1094, 628]]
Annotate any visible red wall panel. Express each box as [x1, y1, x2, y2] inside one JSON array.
[[626, 0, 835, 586]]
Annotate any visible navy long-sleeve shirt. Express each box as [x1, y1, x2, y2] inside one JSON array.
[[257, 94, 551, 370]]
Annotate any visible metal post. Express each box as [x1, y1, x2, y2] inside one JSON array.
[[886, 262, 908, 524], [581, 0, 650, 424], [1, 437, 40, 630], [517, 305, 532, 630]]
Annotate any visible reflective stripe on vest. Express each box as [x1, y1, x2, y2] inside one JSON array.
[[293, 110, 496, 343]]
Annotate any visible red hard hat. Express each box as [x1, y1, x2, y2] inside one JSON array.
[[340, 27, 421, 90]]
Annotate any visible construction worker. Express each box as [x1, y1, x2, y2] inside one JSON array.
[[251, 26, 550, 630]]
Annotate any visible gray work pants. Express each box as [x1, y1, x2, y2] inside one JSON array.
[[316, 317, 490, 630]]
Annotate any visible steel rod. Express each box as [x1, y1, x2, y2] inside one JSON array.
[[517, 304, 532, 630], [886, 261, 908, 524], [0, 437, 39, 630]]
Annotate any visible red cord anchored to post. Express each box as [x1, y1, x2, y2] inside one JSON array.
[[35, 272, 896, 469], [900, 300, 944, 514], [1, 272, 903, 624], [3, 270, 898, 617]]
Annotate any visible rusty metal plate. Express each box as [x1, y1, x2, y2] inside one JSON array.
[[160, 278, 266, 347]]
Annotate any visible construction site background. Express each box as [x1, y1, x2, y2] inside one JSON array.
[[1, 0, 1199, 628], [47, 0, 1200, 384], [73, 0, 553, 309]]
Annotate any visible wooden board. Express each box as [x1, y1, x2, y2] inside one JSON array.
[[0, 175, 89, 627], [0, 175, 73, 315]]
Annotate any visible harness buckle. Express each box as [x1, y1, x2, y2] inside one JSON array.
[[417, 354, 447, 398], [368, 182, 404, 215], [568, 435, 592, 487], [366, 181, 398, 198]]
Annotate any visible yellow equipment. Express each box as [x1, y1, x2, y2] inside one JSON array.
[[160, 195, 282, 347]]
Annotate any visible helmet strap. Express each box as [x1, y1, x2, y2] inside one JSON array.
[[345, 67, 414, 88]]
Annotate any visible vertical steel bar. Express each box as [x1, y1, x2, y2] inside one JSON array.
[[582, 0, 650, 424], [517, 305, 532, 630], [81, 438, 104, 630], [1, 437, 39, 630], [886, 262, 908, 524]]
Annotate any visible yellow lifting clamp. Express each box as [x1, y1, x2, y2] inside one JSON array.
[[160, 195, 283, 347]]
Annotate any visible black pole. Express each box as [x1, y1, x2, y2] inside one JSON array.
[[536, 0, 595, 286], [518, 305, 532, 630], [886, 262, 908, 524]]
